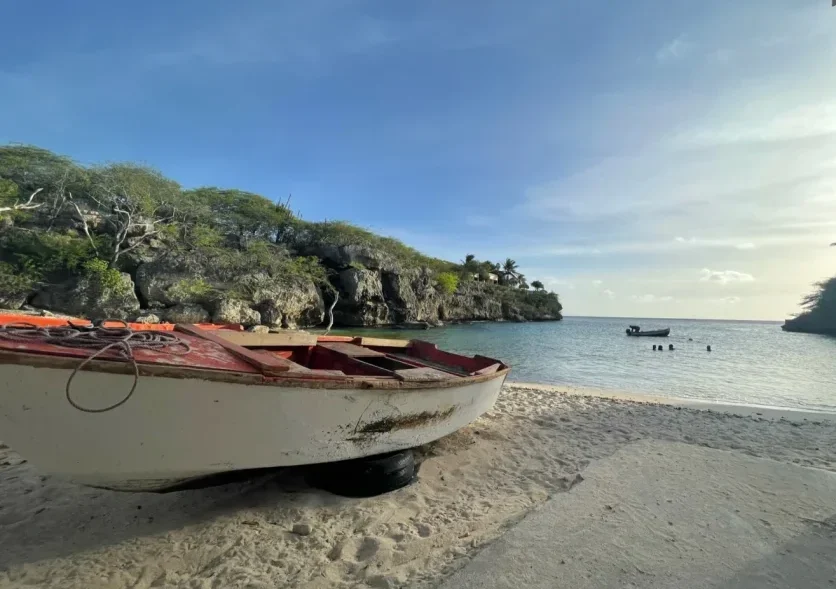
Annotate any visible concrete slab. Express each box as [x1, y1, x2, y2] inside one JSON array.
[[439, 440, 836, 589]]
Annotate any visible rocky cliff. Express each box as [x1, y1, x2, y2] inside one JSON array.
[[305, 243, 562, 327], [0, 144, 563, 328], [1, 226, 562, 327]]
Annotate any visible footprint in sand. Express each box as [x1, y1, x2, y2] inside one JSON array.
[[355, 537, 381, 561], [415, 523, 433, 538]]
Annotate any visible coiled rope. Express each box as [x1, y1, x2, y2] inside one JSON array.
[[0, 321, 191, 413]]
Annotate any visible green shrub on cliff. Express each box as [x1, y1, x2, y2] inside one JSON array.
[[167, 277, 215, 304], [287, 220, 453, 271], [0, 262, 36, 304], [0, 178, 18, 205], [436, 272, 459, 294], [500, 285, 563, 319], [180, 187, 293, 248], [0, 229, 97, 279], [82, 258, 130, 294]]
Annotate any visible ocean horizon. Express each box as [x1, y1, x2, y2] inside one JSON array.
[[335, 316, 836, 412]]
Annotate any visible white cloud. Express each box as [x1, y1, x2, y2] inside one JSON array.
[[656, 35, 692, 64], [670, 102, 836, 148], [603, 289, 615, 299], [592, 279, 603, 286], [700, 269, 755, 285], [718, 296, 741, 304], [530, 235, 819, 258], [631, 294, 674, 303]]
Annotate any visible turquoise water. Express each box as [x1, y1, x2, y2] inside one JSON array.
[[335, 317, 836, 412]]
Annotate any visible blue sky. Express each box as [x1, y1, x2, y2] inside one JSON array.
[[2, 0, 835, 320]]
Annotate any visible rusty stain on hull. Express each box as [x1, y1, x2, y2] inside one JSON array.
[[357, 407, 456, 434]]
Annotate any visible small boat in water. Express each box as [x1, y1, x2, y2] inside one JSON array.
[[625, 325, 670, 337], [0, 314, 509, 492]]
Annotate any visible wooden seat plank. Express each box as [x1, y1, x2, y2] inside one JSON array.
[[355, 337, 411, 348], [175, 324, 299, 375], [215, 331, 318, 347], [319, 342, 385, 358], [390, 353, 467, 376]]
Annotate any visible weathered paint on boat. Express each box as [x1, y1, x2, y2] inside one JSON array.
[[0, 360, 506, 492]]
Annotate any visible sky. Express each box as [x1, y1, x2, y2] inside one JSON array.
[[2, 0, 835, 321]]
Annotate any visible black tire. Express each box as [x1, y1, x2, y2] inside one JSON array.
[[349, 450, 414, 476], [307, 451, 417, 497]]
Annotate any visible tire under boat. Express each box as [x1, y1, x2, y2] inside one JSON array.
[[0, 315, 508, 492]]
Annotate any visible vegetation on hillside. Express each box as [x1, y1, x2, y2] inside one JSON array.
[[0, 143, 561, 321], [785, 276, 836, 334]]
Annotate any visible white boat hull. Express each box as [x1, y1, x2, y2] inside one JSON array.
[[0, 364, 505, 491]]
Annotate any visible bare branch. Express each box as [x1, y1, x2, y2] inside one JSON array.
[[114, 229, 162, 259], [323, 289, 339, 336], [0, 188, 44, 213], [70, 197, 98, 255], [109, 208, 133, 265]]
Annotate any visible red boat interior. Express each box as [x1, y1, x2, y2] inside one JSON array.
[[0, 315, 506, 383]]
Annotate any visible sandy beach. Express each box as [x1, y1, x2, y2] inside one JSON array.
[[1, 383, 835, 589]]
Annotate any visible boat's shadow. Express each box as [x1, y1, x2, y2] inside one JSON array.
[[0, 457, 347, 569]]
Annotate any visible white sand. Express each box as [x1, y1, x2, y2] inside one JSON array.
[[1, 383, 835, 589]]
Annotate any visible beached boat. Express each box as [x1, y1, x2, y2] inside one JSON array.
[[625, 325, 670, 337], [0, 315, 508, 492]]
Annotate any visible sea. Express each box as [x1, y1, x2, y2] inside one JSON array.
[[335, 317, 836, 413]]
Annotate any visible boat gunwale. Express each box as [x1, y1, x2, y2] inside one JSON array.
[[0, 348, 510, 390]]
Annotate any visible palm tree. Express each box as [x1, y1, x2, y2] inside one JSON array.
[[501, 258, 519, 285], [503, 258, 518, 276], [531, 280, 544, 291], [517, 274, 528, 289]]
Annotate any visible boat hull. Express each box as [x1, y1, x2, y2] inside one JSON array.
[[0, 364, 506, 491], [626, 328, 670, 337]]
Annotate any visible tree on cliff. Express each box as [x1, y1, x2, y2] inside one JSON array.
[[0, 145, 89, 227], [784, 276, 836, 334], [83, 164, 182, 266], [501, 258, 520, 285], [181, 187, 294, 249], [460, 254, 478, 274], [531, 280, 544, 291]]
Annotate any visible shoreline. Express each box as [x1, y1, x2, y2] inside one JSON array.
[[2, 384, 835, 588], [506, 380, 836, 422]]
